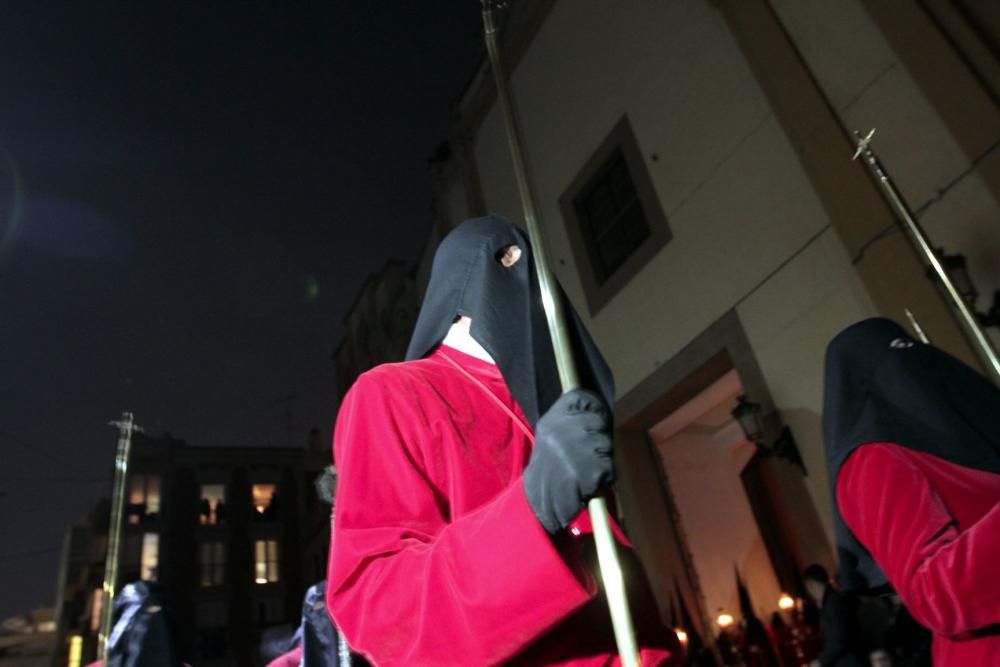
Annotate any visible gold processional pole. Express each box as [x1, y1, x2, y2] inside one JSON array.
[[480, 3, 640, 665], [98, 412, 143, 660], [853, 129, 1000, 384], [904, 308, 931, 344]]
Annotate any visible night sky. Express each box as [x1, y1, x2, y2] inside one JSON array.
[[0, 2, 482, 619]]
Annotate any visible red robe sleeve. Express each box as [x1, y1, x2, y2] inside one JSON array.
[[266, 646, 302, 667], [837, 443, 1000, 637], [326, 372, 596, 666]]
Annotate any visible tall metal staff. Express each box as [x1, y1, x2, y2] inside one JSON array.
[[852, 129, 1000, 383], [480, 3, 639, 664], [98, 412, 143, 660]]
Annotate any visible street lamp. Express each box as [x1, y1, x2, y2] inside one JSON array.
[[730, 396, 808, 475]]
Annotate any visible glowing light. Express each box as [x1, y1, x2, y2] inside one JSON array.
[[675, 628, 688, 645], [68, 635, 83, 667], [256, 578, 268, 584], [778, 593, 795, 610], [717, 611, 734, 628]]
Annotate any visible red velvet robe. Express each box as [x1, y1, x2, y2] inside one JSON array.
[[326, 345, 675, 666], [266, 646, 302, 667], [837, 443, 1000, 666]]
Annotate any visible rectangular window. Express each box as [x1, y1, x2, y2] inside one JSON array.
[[140, 533, 159, 581], [575, 149, 650, 283], [200, 541, 226, 587], [254, 539, 279, 584], [252, 483, 277, 520], [199, 484, 226, 525], [127, 475, 162, 523], [559, 115, 672, 315]]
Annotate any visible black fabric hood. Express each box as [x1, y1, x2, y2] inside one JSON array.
[[406, 214, 614, 426], [822, 317, 1000, 591]]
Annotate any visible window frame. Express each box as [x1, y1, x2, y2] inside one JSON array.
[[140, 532, 159, 581], [559, 114, 671, 315], [254, 539, 280, 584], [199, 540, 226, 587]]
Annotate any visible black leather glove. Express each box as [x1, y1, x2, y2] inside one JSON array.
[[523, 389, 615, 534]]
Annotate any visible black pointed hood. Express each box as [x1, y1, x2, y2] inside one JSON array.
[[822, 317, 1000, 591], [406, 214, 614, 426]]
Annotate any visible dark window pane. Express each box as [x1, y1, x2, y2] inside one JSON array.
[[574, 149, 650, 283], [607, 157, 636, 207], [599, 228, 634, 278], [619, 200, 650, 246], [582, 182, 617, 238]]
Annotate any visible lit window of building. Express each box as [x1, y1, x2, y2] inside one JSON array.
[[252, 484, 278, 520], [127, 474, 162, 524], [254, 539, 279, 584], [140, 533, 159, 581], [199, 484, 226, 525], [200, 541, 226, 587]]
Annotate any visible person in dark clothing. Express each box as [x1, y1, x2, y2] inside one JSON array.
[[821, 317, 1000, 665], [325, 216, 676, 665], [266, 467, 367, 667], [803, 565, 865, 667], [88, 581, 184, 667]]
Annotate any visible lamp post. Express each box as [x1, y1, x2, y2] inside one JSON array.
[[730, 396, 807, 475]]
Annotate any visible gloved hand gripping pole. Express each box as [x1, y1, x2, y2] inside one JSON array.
[[480, 4, 640, 665]]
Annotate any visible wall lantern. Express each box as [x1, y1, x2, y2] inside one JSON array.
[[730, 395, 808, 475], [730, 395, 764, 443], [934, 249, 1000, 328]]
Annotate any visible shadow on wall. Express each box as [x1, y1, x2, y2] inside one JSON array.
[[770, 406, 835, 572]]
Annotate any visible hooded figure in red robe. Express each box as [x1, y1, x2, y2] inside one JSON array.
[[325, 215, 675, 665], [822, 317, 1000, 666]]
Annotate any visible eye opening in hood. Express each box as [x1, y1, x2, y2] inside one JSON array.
[[496, 244, 522, 268]]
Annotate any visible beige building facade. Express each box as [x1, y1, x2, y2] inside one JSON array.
[[408, 0, 1000, 639]]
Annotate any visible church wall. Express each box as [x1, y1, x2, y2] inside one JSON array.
[[467, 0, 880, 547], [416, 0, 1000, 614], [770, 0, 1000, 350]]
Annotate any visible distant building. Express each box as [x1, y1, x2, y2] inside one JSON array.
[[51, 432, 330, 667], [0, 608, 55, 667], [336, 0, 1000, 653]]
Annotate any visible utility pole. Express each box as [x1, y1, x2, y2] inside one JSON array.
[[97, 412, 143, 660]]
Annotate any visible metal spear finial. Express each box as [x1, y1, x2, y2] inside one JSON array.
[[852, 128, 875, 161], [850, 129, 1000, 382]]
